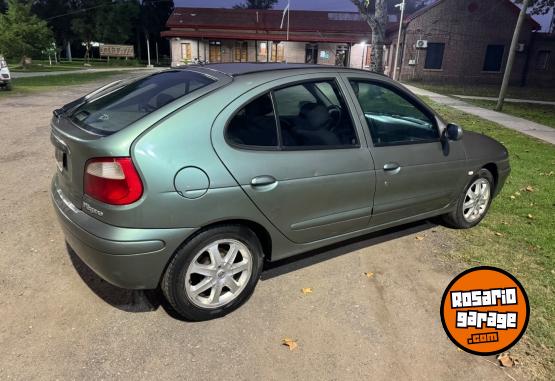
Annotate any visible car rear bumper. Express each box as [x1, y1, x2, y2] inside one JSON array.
[[51, 177, 196, 289]]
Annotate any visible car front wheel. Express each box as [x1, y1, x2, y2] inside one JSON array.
[[162, 225, 263, 321], [441, 168, 494, 229]]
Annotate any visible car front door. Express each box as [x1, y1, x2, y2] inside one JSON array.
[[342, 75, 468, 226], [211, 74, 375, 244]]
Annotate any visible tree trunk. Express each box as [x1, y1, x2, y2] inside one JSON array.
[[370, 0, 388, 73]]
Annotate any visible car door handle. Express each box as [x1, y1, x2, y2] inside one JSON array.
[[251, 175, 277, 187], [383, 162, 401, 172]]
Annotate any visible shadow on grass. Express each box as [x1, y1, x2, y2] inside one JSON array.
[[67, 219, 437, 318]]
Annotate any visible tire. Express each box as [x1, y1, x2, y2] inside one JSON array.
[[441, 168, 494, 229], [162, 225, 264, 321]]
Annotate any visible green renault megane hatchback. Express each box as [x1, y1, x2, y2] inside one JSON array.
[[51, 64, 509, 320]]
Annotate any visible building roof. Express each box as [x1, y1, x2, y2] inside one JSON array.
[[163, 7, 374, 43]]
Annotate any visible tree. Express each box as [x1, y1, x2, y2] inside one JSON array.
[[95, 0, 140, 44], [352, 0, 389, 74], [514, 0, 554, 15], [234, 0, 278, 9], [32, 1, 76, 51], [0, 0, 53, 63], [138, 0, 174, 62]]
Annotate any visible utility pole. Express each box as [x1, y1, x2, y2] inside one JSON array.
[[496, 0, 530, 111], [146, 35, 153, 68], [393, 0, 405, 81]]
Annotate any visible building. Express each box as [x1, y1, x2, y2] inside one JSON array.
[[162, 2, 553, 87], [387, 0, 544, 85], [524, 32, 555, 87], [162, 7, 385, 69]]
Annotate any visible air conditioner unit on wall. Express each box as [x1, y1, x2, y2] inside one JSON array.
[[416, 40, 428, 49]]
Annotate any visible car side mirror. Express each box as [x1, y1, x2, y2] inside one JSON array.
[[445, 123, 463, 141]]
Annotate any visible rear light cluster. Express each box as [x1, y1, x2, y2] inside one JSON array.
[[84, 158, 143, 205]]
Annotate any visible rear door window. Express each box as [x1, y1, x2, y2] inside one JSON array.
[[273, 80, 358, 148], [70, 70, 215, 135]]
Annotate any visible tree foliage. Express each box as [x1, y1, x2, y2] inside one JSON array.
[[30, 0, 174, 60], [0, 0, 53, 61], [234, 0, 278, 9], [32, 0, 76, 46], [514, 0, 555, 15]]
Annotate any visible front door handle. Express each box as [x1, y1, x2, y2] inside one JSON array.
[[383, 162, 401, 173], [251, 175, 277, 187]]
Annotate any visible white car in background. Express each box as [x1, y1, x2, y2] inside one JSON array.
[[0, 56, 12, 90]]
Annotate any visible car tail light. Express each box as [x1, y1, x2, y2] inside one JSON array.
[[84, 158, 143, 205]]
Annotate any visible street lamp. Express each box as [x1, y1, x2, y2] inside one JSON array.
[[393, 0, 406, 81]]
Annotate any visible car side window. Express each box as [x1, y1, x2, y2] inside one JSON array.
[[226, 93, 279, 147], [349, 80, 439, 146], [272, 81, 358, 148]]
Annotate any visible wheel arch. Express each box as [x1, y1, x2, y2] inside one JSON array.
[[160, 219, 273, 286], [482, 162, 499, 192]]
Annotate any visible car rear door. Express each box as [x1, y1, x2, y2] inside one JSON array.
[[211, 73, 375, 244], [341, 75, 468, 226]]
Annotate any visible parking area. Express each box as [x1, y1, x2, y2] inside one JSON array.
[[0, 80, 518, 380]]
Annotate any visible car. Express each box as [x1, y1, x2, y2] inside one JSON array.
[[0, 56, 12, 91], [51, 64, 510, 321]]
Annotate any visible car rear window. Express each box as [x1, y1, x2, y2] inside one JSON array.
[[70, 70, 215, 135]]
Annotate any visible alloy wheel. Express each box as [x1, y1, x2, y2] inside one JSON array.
[[462, 178, 491, 223], [185, 239, 253, 309]]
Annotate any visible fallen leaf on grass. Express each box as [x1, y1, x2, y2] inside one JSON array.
[[415, 236, 425, 241], [364, 272, 374, 278], [510, 195, 516, 200], [501, 221, 509, 226], [282, 338, 298, 351], [497, 353, 516, 368], [514, 192, 521, 196], [301, 287, 313, 295], [525, 185, 534, 192], [494, 232, 503, 237], [527, 214, 534, 220]]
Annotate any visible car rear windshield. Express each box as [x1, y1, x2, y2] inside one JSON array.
[[70, 70, 216, 135]]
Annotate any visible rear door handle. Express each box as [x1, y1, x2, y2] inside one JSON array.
[[251, 175, 277, 187], [383, 162, 401, 172]]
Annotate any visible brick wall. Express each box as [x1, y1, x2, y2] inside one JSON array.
[[397, 0, 536, 85], [524, 33, 555, 87]]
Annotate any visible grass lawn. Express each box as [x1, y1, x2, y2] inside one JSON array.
[[8, 58, 144, 71], [9, 63, 86, 72], [423, 97, 555, 378], [407, 82, 555, 102], [0, 71, 125, 97], [456, 98, 555, 129]]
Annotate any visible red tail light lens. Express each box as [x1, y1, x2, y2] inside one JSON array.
[[84, 158, 143, 205]]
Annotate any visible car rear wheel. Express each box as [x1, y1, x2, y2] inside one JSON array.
[[441, 168, 494, 229], [162, 225, 263, 321]]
